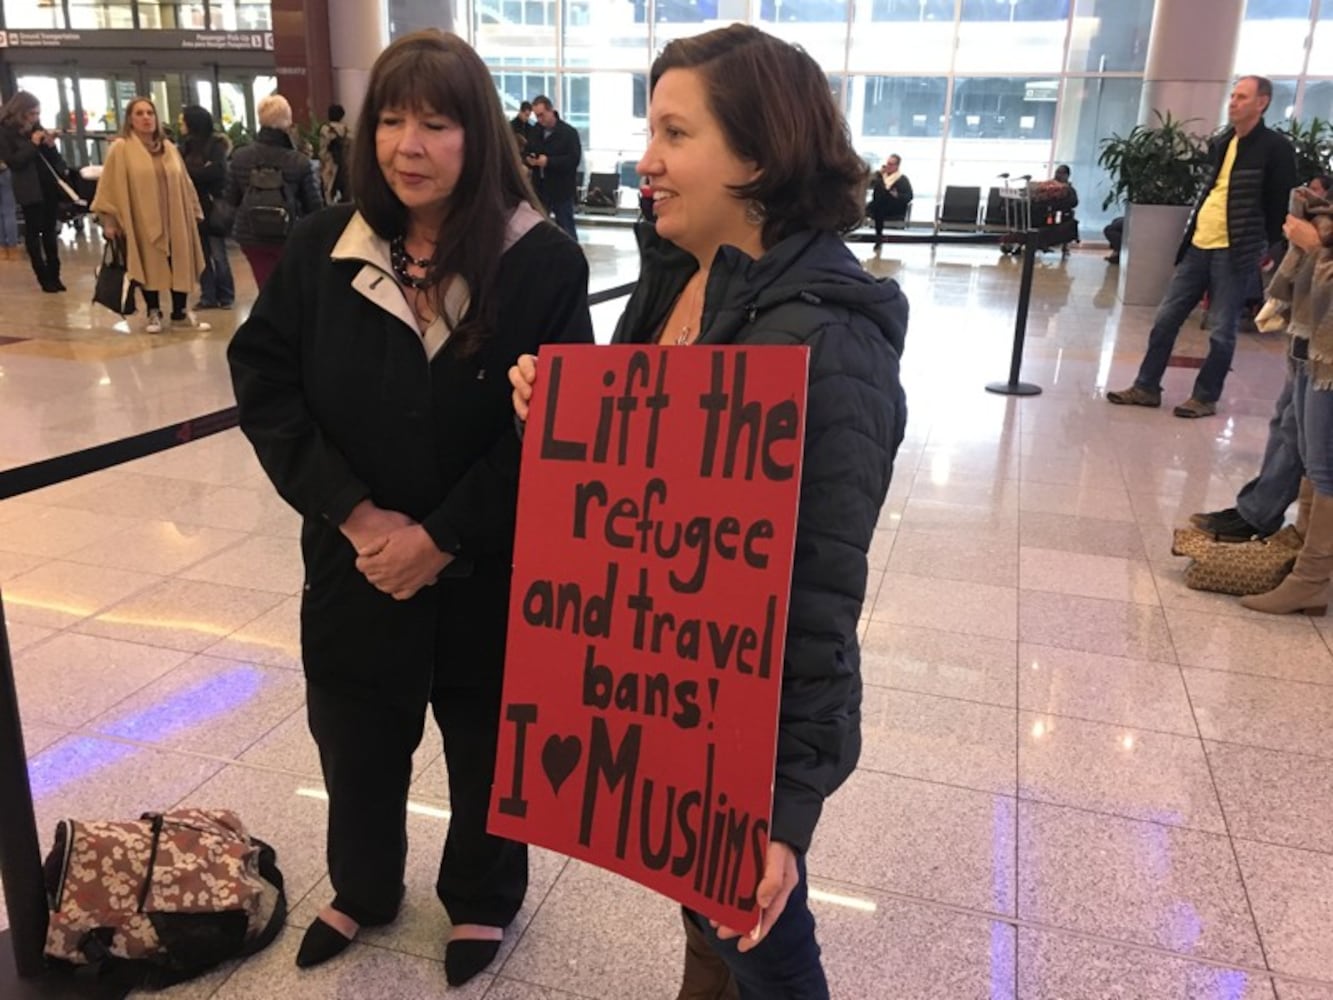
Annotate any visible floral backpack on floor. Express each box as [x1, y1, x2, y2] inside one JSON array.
[[43, 808, 286, 988]]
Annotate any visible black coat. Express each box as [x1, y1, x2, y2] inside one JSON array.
[[1178, 120, 1297, 269], [870, 171, 913, 221], [181, 135, 229, 228], [527, 116, 583, 205], [224, 126, 323, 244], [614, 224, 909, 852], [0, 120, 55, 207], [228, 205, 594, 708]]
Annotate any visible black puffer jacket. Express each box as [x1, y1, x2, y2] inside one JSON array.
[[224, 126, 323, 244], [615, 224, 908, 852], [1178, 120, 1297, 270]]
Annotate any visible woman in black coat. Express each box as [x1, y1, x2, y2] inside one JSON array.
[[228, 30, 593, 988], [0, 90, 67, 292], [511, 24, 907, 999], [179, 105, 234, 309]]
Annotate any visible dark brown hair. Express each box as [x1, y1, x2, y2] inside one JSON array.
[[0, 90, 40, 129], [351, 29, 542, 356], [649, 24, 866, 247]]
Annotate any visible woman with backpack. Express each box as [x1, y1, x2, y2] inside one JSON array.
[[179, 105, 235, 310], [91, 96, 210, 332], [224, 94, 323, 289]]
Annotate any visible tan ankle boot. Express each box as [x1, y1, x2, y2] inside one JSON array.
[[1295, 477, 1315, 540], [1242, 487, 1333, 616], [676, 910, 739, 1000]]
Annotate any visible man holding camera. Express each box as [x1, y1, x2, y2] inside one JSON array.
[[523, 95, 582, 240]]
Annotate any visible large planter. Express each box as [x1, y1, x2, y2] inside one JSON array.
[[1117, 203, 1193, 307]]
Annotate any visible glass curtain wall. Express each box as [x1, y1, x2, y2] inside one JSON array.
[[455, 0, 1162, 234], [1238, 0, 1333, 145]]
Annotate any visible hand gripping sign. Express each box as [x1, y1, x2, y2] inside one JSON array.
[[489, 344, 808, 932]]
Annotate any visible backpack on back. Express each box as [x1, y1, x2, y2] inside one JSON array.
[[43, 808, 286, 988], [240, 156, 293, 243]]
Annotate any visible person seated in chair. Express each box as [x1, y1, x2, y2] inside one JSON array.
[[869, 153, 912, 249]]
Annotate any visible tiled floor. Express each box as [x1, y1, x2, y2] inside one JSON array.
[[1, 227, 1330, 999]]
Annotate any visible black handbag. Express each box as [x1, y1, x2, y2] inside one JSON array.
[[92, 238, 134, 317], [207, 197, 235, 238]]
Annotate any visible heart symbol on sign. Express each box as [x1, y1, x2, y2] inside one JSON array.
[[541, 734, 582, 795]]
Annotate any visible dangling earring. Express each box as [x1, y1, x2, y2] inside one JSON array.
[[745, 200, 766, 226]]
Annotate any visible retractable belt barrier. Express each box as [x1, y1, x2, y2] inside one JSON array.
[[0, 239, 1047, 990]]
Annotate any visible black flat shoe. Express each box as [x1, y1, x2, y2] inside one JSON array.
[[296, 916, 355, 968], [444, 937, 501, 987]]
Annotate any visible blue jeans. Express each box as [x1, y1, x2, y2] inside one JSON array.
[[1134, 246, 1243, 403], [550, 198, 577, 241], [199, 232, 235, 306], [0, 169, 16, 247], [1236, 370, 1303, 534], [1293, 359, 1333, 495], [686, 854, 828, 999]]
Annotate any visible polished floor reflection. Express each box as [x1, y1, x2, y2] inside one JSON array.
[[0, 227, 1329, 999]]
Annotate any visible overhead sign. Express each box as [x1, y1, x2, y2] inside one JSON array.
[[0, 30, 274, 50]]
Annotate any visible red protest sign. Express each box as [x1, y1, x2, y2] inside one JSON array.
[[489, 344, 808, 932]]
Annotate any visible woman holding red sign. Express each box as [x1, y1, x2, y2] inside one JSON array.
[[511, 23, 908, 999], [229, 30, 593, 988]]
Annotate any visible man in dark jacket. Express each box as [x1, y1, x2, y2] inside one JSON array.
[[224, 93, 323, 289], [524, 95, 582, 240], [1108, 75, 1297, 418], [868, 154, 913, 249], [509, 100, 537, 156]]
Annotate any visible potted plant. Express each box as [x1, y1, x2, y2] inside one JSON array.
[[1275, 117, 1333, 182], [1098, 111, 1210, 306]]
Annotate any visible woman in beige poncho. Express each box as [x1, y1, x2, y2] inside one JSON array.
[[91, 97, 209, 333]]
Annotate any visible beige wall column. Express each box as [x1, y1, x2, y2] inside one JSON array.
[[1139, 0, 1246, 132], [328, 0, 389, 125]]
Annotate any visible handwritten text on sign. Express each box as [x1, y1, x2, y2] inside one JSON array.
[[489, 345, 808, 931]]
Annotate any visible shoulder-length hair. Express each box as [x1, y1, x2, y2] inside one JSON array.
[[0, 91, 40, 129], [120, 97, 166, 146], [351, 29, 543, 358], [649, 24, 866, 248]]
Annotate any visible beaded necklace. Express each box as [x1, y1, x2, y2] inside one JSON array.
[[390, 235, 433, 290]]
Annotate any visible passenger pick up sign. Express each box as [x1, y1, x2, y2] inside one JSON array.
[[490, 344, 808, 932]]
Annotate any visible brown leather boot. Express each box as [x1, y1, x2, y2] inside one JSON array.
[[676, 910, 740, 1000], [1295, 477, 1315, 540], [1242, 487, 1333, 616]]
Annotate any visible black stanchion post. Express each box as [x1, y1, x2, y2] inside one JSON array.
[[0, 592, 130, 999], [986, 230, 1043, 397]]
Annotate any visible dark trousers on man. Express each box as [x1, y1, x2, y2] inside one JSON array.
[[306, 666, 528, 929], [1133, 245, 1243, 404], [1236, 369, 1304, 534], [550, 198, 578, 241]]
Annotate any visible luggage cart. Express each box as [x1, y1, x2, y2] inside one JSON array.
[[996, 172, 1032, 255]]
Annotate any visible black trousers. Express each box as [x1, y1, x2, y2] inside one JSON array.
[[21, 200, 58, 270], [141, 288, 188, 316], [306, 665, 528, 929]]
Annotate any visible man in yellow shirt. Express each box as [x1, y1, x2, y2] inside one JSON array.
[[1108, 76, 1297, 417]]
